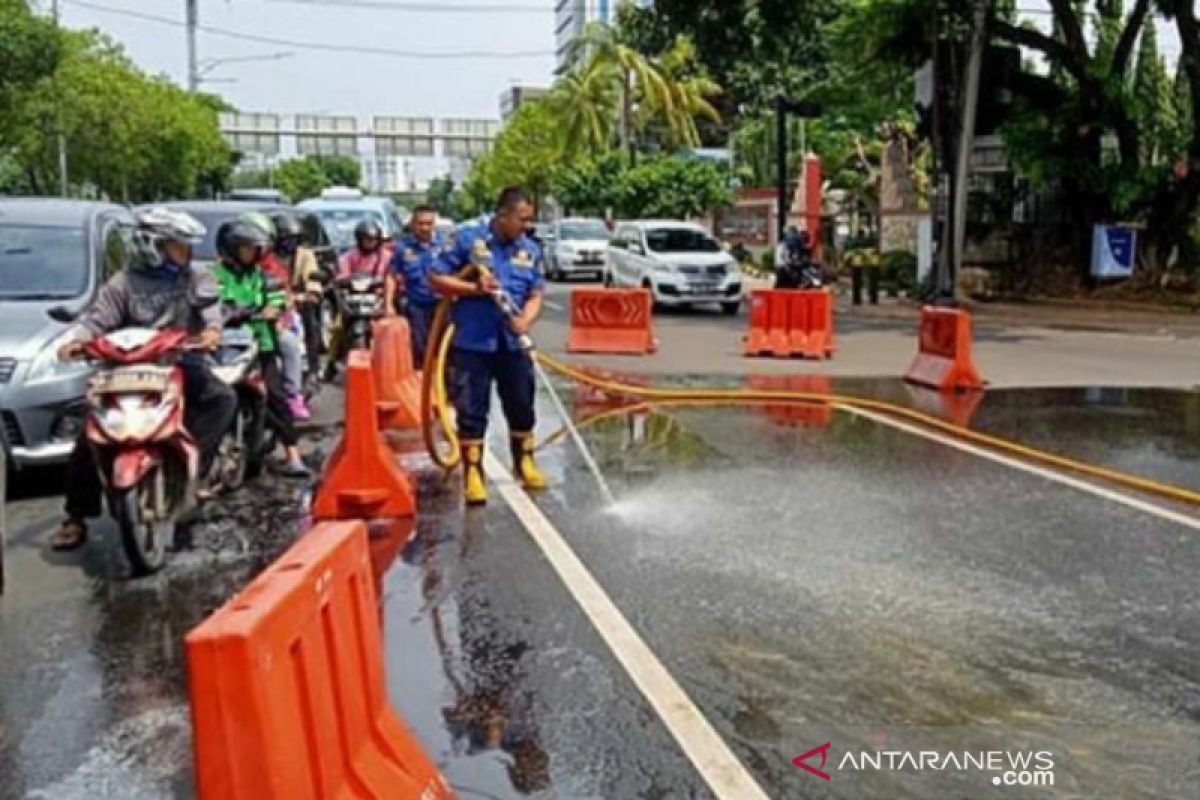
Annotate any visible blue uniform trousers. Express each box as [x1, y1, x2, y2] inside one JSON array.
[[451, 345, 535, 440]]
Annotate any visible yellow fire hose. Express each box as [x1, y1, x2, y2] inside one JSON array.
[[419, 276, 1200, 510]]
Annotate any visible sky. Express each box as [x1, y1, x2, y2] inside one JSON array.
[[54, 0, 558, 120]]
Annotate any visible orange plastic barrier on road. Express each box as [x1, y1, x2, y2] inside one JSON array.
[[186, 521, 453, 800], [566, 288, 657, 355], [904, 306, 985, 393], [372, 317, 424, 430], [744, 289, 835, 359], [313, 349, 415, 519]]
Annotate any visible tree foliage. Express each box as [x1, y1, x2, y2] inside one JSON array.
[[553, 153, 733, 219], [461, 100, 561, 211], [0, 13, 233, 200]]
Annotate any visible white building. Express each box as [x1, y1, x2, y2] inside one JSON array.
[[554, 0, 614, 72]]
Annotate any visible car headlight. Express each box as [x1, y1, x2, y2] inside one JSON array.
[[25, 329, 92, 386]]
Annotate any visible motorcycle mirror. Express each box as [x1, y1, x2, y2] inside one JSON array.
[[47, 305, 79, 323]]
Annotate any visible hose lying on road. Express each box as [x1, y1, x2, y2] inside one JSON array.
[[420, 277, 1200, 510]]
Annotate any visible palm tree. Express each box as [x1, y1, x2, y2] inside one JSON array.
[[549, 58, 619, 161], [564, 21, 669, 158], [642, 36, 722, 151]]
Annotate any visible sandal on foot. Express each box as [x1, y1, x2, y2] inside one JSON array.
[[50, 519, 88, 551]]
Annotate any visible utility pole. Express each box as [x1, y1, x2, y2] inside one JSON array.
[[186, 0, 199, 92], [775, 97, 823, 241], [938, 0, 991, 303], [51, 0, 68, 196]]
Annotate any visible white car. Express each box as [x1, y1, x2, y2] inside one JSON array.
[[606, 220, 744, 315], [546, 217, 610, 281]]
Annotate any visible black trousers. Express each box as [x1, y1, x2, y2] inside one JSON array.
[[260, 353, 299, 448], [298, 301, 322, 377], [65, 355, 236, 519], [451, 346, 536, 441]]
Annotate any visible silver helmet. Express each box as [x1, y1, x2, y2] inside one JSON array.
[[131, 207, 206, 268]]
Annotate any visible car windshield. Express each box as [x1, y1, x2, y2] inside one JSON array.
[[560, 221, 610, 241], [316, 210, 387, 250], [645, 227, 721, 253], [0, 225, 88, 299]]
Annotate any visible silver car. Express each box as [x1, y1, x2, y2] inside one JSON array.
[[0, 199, 132, 468]]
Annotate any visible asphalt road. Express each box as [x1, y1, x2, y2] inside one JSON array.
[[2, 290, 1200, 799]]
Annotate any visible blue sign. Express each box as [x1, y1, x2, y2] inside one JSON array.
[[1091, 224, 1136, 279]]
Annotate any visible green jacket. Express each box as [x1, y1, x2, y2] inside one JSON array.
[[212, 262, 285, 353]]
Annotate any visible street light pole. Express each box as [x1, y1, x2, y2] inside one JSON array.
[[776, 97, 788, 241], [186, 0, 199, 91], [51, 0, 68, 196]]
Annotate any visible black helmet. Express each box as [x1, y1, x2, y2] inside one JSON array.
[[217, 220, 271, 267], [271, 211, 303, 241], [354, 218, 383, 251]]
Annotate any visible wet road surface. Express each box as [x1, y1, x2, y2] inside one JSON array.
[[2, 379, 1200, 799]]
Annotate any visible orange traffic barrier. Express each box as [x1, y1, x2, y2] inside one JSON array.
[[904, 306, 985, 393], [372, 317, 424, 430], [313, 349, 415, 519], [747, 374, 834, 427], [566, 288, 657, 355], [186, 521, 452, 800], [744, 289, 835, 359]]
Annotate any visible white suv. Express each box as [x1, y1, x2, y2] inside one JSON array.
[[606, 220, 743, 315]]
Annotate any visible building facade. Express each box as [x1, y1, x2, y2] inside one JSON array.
[[554, 0, 614, 72]]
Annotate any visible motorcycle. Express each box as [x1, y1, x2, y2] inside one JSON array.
[[335, 274, 385, 350], [205, 307, 270, 492], [76, 327, 200, 574]]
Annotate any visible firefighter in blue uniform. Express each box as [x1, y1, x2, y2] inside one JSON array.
[[386, 204, 443, 366], [430, 186, 547, 505]]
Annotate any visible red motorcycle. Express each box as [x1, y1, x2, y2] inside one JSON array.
[[81, 327, 199, 574]]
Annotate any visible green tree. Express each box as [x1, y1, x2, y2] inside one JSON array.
[[464, 100, 561, 210], [1133, 22, 1173, 165], [272, 157, 329, 203], [554, 152, 732, 219], [314, 155, 361, 189], [549, 59, 619, 161], [0, 0, 60, 120], [4, 28, 232, 199], [616, 0, 834, 120]]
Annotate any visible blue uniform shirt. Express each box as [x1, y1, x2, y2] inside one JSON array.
[[433, 222, 545, 353], [391, 233, 442, 308]]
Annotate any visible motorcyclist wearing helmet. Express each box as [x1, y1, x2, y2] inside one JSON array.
[[50, 208, 238, 550], [774, 226, 817, 290], [241, 212, 311, 421], [337, 217, 389, 280], [325, 217, 389, 380], [271, 210, 323, 393], [213, 220, 311, 479]]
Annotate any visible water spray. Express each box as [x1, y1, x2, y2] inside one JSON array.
[[489, 287, 617, 506]]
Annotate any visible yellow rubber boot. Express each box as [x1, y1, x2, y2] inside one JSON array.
[[511, 433, 548, 491], [461, 440, 488, 506]]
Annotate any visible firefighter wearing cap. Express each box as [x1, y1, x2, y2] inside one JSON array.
[[430, 186, 546, 506]]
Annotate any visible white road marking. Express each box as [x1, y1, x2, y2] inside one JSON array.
[[543, 299, 565, 311], [484, 452, 771, 800], [837, 404, 1200, 533]]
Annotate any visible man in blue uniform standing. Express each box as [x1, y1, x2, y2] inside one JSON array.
[[430, 186, 547, 506], [386, 204, 442, 366]]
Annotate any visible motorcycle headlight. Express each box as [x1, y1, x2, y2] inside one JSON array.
[[26, 329, 93, 386]]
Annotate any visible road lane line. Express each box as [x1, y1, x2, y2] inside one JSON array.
[[543, 299, 565, 311], [838, 404, 1200, 533], [484, 451, 772, 800]]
